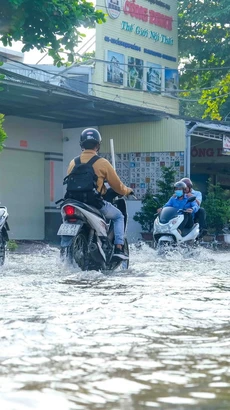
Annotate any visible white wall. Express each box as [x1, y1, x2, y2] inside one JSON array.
[[3, 116, 63, 206], [1, 116, 64, 239], [62, 127, 83, 176], [3, 116, 63, 153], [0, 149, 45, 239], [62, 126, 98, 176], [127, 200, 142, 243]]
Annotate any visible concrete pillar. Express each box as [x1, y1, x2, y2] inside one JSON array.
[[44, 152, 63, 242]]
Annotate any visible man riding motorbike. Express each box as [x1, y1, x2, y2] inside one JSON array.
[[162, 181, 199, 233], [65, 128, 133, 260], [180, 177, 208, 238]]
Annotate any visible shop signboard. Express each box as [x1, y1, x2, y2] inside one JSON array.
[[106, 50, 125, 85], [127, 57, 143, 89], [222, 134, 230, 155], [146, 62, 162, 92], [94, 0, 179, 113], [164, 67, 179, 96]]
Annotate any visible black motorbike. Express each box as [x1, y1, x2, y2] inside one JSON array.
[[56, 189, 130, 272], [0, 206, 10, 265]]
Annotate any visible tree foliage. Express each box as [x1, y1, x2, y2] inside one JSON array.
[[133, 166, 176, 232], [0, 114, 7, 152], [155, 166, 177, 205], [203, 179, 230, 234], [133, 188, 158, 233], [0, 1, 105, 150], [178, 0, 230, 120], [0, 62, 7, 151], [0, 0, 105, 65]]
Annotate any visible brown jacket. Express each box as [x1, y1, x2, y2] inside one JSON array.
[[67, 150, 132, 196]]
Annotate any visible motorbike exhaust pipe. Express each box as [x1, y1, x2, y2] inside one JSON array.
[[88, 243, 105, 263]]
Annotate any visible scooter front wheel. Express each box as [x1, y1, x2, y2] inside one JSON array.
[[121, 238, 129, 270], [106, 238, 129, 272], [157, 241, 172, 256]]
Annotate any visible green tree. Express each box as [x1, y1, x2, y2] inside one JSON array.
[[0, 114, 7, 152], [0, 0, 105, 65], [0, 1, 105, 150], [155, 166, 176, 205], [133, 166, 176, 232], [178, 0, 230, 120], [76, 51, 95, 64], [133, 188, 158, 232], [0, 65, 7, 150], [203, 179, 230, 234]]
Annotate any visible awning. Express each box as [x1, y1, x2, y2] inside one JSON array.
[[0, 67, 168, 128], [186, 121, 230, 141]]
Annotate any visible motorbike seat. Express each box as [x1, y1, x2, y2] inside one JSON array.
[[83, 204, 105, 218]]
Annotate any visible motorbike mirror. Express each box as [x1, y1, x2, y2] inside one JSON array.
[[186, 196, 196, 203], [129, 194, 137, 200]]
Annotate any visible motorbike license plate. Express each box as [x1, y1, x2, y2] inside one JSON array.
[[57, 224, 81, 236]]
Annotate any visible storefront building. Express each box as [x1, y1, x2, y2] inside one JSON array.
[[94, 0, 179, 114], [0, 3, 186, 242], [88, 0, 185, 200], [186, 122, 230, 195]]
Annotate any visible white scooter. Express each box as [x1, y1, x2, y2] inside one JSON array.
[[153, 196, 200, 253], [0, 205, 10, 266]]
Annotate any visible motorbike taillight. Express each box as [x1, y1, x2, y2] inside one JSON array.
[[63, 205, 75, 216]]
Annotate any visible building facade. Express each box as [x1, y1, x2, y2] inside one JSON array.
[[0, 117, 63, 241], [90, 0, 185, 200], [94, 0, 179, 114], [0, 25, 186, 242]]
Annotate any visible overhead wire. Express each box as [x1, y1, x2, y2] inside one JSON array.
[[0, 53, 178, 114], [1, 53, 229, 107], [1, 51, 230, 78]]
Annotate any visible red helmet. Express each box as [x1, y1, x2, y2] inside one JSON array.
[[180, 178, 193, 189]]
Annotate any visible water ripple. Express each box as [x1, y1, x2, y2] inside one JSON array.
[[0, 244, 230, 409]]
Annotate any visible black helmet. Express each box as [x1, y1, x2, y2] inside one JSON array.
[[180, 178, 193, 189], [174, 181, 186, 190], [80, 128, 102, 148]]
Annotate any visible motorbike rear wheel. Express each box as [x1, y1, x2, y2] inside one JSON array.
[[106, 238, 129, 271], [72, 232, 89, 271], [122, 238, 129, 270]]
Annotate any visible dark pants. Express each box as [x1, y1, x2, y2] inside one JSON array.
[[179, 213, 194, 231], [194, 208, 207, 231]]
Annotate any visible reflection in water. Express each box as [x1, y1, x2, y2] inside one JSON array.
[[0, 244, 230, 409]]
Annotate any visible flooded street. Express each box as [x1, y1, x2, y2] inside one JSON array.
[[0, 244, 230, 410]]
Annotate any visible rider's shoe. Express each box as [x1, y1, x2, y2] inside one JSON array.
[[113, 246, 129, 260]]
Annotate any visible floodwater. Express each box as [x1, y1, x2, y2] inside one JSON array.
[[0, 244, 230, 410]]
